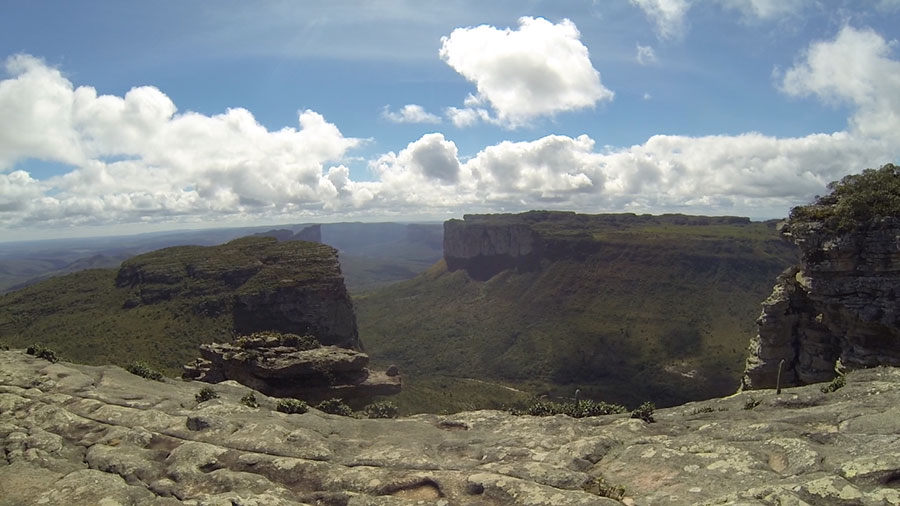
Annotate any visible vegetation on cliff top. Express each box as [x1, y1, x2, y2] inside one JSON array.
[[0, 236, 344, 375], [789, 163, 900, 232]]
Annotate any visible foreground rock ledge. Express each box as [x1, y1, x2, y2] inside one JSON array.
[[3, 351, 900, 505]]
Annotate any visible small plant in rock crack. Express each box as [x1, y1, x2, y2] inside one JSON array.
[[364, 401, 400, 419], [26, 344, 59, 363], [240, 392, 259, 408], [125, 361, 164, 381], [316, 398, 353, 416], [820, 374, 846, 393], [276, 398, 309, 414], [630, 401, 656, 423], [195, 386, 219, 403], [583, 476, 626, 500]]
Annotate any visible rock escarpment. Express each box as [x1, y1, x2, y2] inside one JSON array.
[[744, 216, 900, 388], [183, 333, 400, 405], [4, 350, 900, 505], [116, 236, 359, 349], [443, 211, 764, 281]]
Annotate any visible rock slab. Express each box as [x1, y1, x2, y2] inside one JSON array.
[[4, 350, 900, 505]]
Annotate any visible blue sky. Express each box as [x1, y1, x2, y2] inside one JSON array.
[[1, 0, 900, 240]]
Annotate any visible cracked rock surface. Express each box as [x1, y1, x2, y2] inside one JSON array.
[[2, 350, 900, 505]]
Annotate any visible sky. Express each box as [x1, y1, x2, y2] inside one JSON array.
[[2, 0, 900, 241]]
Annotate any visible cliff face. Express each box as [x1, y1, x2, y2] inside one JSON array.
[[443, 211, 763, 281], [744, 217, 900, 389], [116, 236, 360, 349], [444, 218, 542, 280]]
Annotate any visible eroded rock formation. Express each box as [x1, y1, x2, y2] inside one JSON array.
[[4, 350, 900, 505], [116, 236, 360, 349], [744, 217, 900, 389], [182, 333, 400, 405]]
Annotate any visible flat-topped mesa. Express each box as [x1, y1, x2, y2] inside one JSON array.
[[115, 236, 359, 349], [183, 332, 400, 405], [444, 210, 754, 281], [744, 164, 900, 389]]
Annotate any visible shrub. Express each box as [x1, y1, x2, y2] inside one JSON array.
[[240, 392, 259, 408], [789, 163, 900, 232], [630, 401, 656, 423], [316, 398, 353, 416], [195, 386, 219, 403], [583, 477, 626, 500], [743, 397, 761, 410], [276, 398, 309, 414], [26, 344, 59, 363], [511, 398, 626, 418], [821, 374, 846, 394], [365, 401, 399, 419], [125, 361, 164, 381], [236, 331, 320, 350]]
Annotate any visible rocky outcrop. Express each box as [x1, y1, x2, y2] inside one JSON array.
[[744, 217, 900, 389], [116, 236, 359, 349], [182, 333, 400, 405], [443, 211, 766, 281], [5, 350, 900, 505]]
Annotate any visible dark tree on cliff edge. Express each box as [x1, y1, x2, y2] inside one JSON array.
[[789, 163, 900, 232]]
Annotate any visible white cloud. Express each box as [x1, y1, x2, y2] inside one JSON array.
[[439, 17, 613, 128], [0, 54, 360, 227], [780, 26, 900, 141], [630, 0, 691, 39], [382, 104, 441, 124], [3, 25, 900, 232], [636, 44, 658, 65], [631, 0, 806, 38], [721, 0, 806, 19]]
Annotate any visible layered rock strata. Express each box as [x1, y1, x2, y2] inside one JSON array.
[[182, 334, 400, 404], [4, 350, 900, 505], [116, 236, 360, 349], [744, 217, 900, 389]]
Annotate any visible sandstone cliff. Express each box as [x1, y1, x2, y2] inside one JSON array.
[[744, 165, 900, 389], [443, 211, 762, 281], [4, 349, 900, 505], [116, 235, 359, 349]]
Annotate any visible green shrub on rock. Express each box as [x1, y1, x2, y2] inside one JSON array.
[[195, 386, 219, 403], [821, 374, 846, 394], [276, 398, 308, 414], [240, 392, 259, 408], [26, 344, 59, 363], [630, 401, 656, 423], [364, 401, 399, 419], [789, 163, 900, 232], [125, 361, 164, 381], [316, 398, 353, 416], [511, 398, 626, 418]]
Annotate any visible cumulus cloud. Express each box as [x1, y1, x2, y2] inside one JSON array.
[[3, 24, 900, 232], [636, 44, 658, 65], [780, 26, 900, 141], [381, 104, 441, 124], [0, 54, 360, 227], [439, 17, 613, 128]]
